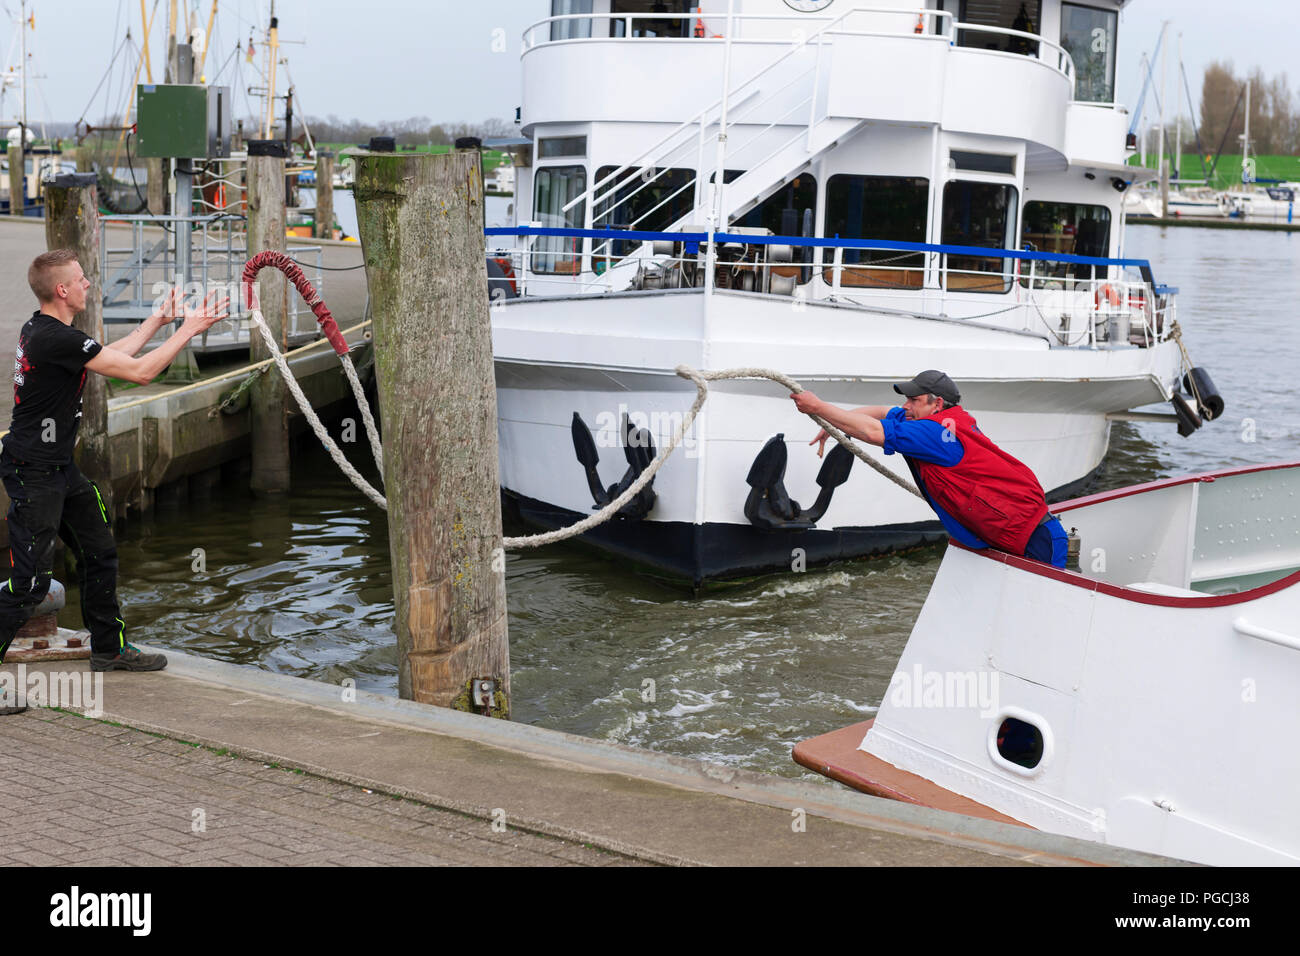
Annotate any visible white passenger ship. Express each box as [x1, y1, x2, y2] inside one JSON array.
[[489, 0, 1219, 585]]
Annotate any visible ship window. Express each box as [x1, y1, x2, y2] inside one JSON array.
[[538, 136, 587, 159], [1060, 3, 1116, 103], [951, 151, 1015, 175], [532, 165, 587, 275], [1020, 201, 1111, 282], [996, 717, 1043, 769], [957, 0, 1041, 56], [822, 176, 929, 290], [550, 0, 593, 41], [591, 165, 695, 266], [732, 175, 819, 283], [941, 180, 1017, 293], [610, 1, 695, 38]]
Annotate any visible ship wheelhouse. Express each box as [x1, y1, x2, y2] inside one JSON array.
[[506, 0, 1148, 341]]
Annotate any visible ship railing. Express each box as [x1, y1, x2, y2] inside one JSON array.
[[524, 8, 1072, 82], [553, 8, 955, 235], [99, 212, 325, 351], [538, 7, 1071, 264], [487, 226, 1172, 349]]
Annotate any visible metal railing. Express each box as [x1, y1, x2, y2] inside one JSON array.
[[523, 8, 1073, 79], [99, 212, 325, 352], [486, 226, 1173, 350], [533, 7, 1074, 281], [558, 8, 955, 234]]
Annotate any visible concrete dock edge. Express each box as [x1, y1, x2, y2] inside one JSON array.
[[54, 645, 1187, 867]]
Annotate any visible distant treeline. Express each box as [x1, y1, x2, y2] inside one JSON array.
[[299, 116, 517, 147], [1200, 63, 1299, 155]]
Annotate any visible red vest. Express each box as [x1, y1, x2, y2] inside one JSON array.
[[910, 406, 1049, 554]]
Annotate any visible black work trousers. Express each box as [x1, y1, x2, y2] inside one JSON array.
[[0, 450, 124, 662]]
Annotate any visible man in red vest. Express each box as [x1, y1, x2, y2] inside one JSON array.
[[792, 369, 1068, 567]]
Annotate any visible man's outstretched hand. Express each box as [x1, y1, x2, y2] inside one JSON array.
[[180, 291, 231, 335]]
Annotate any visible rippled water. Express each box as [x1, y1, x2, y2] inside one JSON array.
[[83, 225, 1299, 780]]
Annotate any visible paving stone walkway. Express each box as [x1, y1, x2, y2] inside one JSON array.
[[1, 709, 646, 867]]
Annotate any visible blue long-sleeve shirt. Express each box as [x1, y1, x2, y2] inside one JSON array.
[[879, 406, 988, 549]]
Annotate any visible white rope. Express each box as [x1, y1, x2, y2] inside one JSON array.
[[340, 353, 384, 473], [248, 308, 389, 511], [502, 365, 921, 550], [248, 336, 923, 541]]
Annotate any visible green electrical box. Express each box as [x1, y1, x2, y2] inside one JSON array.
[[136, 84, 231, 159]]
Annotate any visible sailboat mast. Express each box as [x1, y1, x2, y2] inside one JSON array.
[[1173, 33, 1182, 181], [20, 0, 27, 144], [262, 2, 279, 139], [1242, 77, 1251, 181]]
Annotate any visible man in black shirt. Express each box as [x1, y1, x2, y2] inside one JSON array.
[[0, 249, 226, 713]]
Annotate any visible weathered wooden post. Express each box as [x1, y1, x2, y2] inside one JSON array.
[[146, 158, 167, 215], [246, 140, 290, 495], [44, 173, 112, 516], [313, 151, 334, 239], [354, 149, 510, 713], [7, 144, 22, 216]]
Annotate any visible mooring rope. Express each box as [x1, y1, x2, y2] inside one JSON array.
[[240, 252, 387, 509], [238, 252, 921, 539]]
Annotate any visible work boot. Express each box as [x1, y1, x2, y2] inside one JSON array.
[[90, 643, 167, 673]]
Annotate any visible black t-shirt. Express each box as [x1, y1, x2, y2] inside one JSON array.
[[3, 311, 104, 465]]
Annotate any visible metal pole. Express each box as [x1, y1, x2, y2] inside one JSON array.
[[20, 0, 27, 159], [1173, 32, 1182, 181], [704, 0, 736, 297]]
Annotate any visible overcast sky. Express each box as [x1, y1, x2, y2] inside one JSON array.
[[1, 1, 1293, 129]]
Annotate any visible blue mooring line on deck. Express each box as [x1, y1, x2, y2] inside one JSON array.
[[484, 225, 1156, 273]]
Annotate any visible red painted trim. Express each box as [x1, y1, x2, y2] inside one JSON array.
[[952, 460, 1300, 608]]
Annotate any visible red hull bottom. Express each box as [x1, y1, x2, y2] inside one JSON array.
[[793, 719, 1030, 828]]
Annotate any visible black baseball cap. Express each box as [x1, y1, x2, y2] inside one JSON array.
[[893, 370, 961, 405]]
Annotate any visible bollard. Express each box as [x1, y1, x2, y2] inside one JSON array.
[[354, 149, 510, 712], [44, 173, 113, 517], [246, 140, 290, 495], [313, 151, 334, 239]]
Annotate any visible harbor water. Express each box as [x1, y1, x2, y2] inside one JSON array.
[[84, 225, 1300, 781]]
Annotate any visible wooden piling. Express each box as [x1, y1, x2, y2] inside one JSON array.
[[44, 175, 112, 515], [146, 158, 167, 215], [354, 150, 510, 712], [246, 145, 290, 495], [8, 145, 22, 216], [313, 151, 334, 239]]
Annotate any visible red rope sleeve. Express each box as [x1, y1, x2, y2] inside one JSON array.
[[241, 250, 351, 356]]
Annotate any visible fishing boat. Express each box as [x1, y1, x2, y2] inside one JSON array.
[[795, 460, 1300, 865], [487, 0, 1222, 586]]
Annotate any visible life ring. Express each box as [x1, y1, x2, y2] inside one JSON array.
[[1094, 283, 1121, 309]]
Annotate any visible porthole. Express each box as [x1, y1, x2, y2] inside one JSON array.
[[997, 717, 1043, 768], [986, 707, 1053, 777]]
